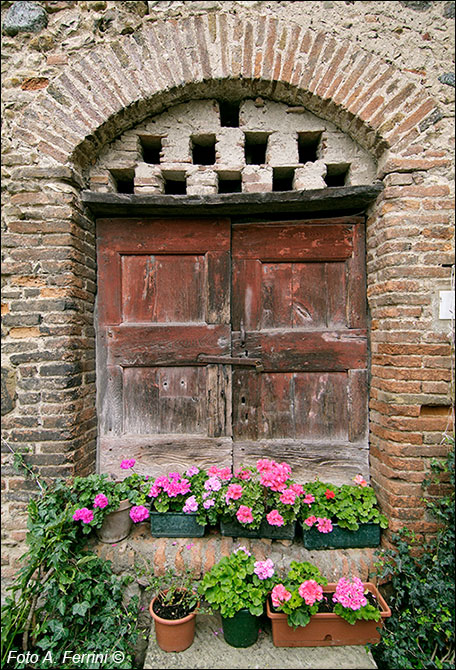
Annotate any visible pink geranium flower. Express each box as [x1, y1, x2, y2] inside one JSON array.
[[271, 584, 292, 608], [316, 517, 333, 533], [93, 493, 109, 509], [303, 515, 317, 527], [303, 493, 315, 506], [236, 505, 254, 524], [266, 509, 284, 526], [279, 488, 297, 505], [298, 579, 324, 606], [332, 577, 367, 611], [72, 507, 94, 524], [129, 505, 150, 523], [183, 495, 198, 513], [354, 474, 368, 487], [254, 558, 275, 580], [120, 458, 136, 470], [225, 483, 243, 502]]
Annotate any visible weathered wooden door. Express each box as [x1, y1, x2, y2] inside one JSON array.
[[97, 218, 233, 477], [231, 218, 368, 483], [97, 215, 368, 483]]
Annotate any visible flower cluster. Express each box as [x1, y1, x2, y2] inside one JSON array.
[[72, 507, 94, 524], [332, 577, 367, 611], [129, 505, 150, 523], [299, 476, 388, 533], [268, 560, 328, 628], [218, 459, 304, 530]]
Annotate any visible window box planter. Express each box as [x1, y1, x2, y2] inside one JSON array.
[[300, 522, 381, 549], [266, 582, 391, 647], [220, 519, 296, 540], [149, 511, 205, 537]]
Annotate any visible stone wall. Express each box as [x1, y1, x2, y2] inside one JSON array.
[[1, 0, 455, 581]]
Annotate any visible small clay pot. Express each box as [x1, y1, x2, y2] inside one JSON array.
[[96, 499, 133, 543], [149, 594, 198, 653]]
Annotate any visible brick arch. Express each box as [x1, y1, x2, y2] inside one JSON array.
[[12, 13, 442, 172]]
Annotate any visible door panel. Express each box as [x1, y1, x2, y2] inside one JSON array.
[[231, 217, 369, 483], [97, 218, 232, 478]]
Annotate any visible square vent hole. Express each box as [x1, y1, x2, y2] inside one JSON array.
[[218, 171, 242, 193], [163, 171, 187, 194], [191, 134, 216, 165], [324, 163, 350, 187], [139, 135, 162, 164], [244, 132, 269, 165], [110, 169, 135, 194], [219, 100, 240, 127], [298, 132, 322, 163], [273, 167, 295, 192]]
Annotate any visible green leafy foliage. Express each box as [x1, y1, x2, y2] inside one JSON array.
[[372, 438, 455, 670], [269, 561, 328, 629], [198, 549, 275, 618], [136, 558, 200, 616], [300, 479, 388, 531], [1, 479, 139, 669]]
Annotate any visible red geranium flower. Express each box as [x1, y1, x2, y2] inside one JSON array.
[[325, 489, 335, 499]]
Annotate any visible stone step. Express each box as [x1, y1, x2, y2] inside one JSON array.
[[93, 524, 379, 581], [145, 611, 378, 669]]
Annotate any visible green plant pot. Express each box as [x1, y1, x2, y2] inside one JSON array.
[[300, 522, 381, 549], [220, 519, 296, 540], [221, 608, 260, 647], [149, 511, 205, 537]]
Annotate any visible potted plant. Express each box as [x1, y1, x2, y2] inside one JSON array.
[[71, 459, 150, 543], [147, 466, 214, 537], [218, 459, 302, 540], [139, 559, 200, 653], [198, 547, 276, 647], [299, 475, 388, 549], [266, 561, 391, 647]]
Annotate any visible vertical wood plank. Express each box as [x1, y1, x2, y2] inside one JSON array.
[[123, 367, 160, 433], [292, 262, 326, 328], [326, 262, 347, 328], [207, 364, 231, 437], [97, 248, 122, 325], [348, 369, 368, 442], [261, 263, 293, 328], [100, 364, 124, 436], [232, 259, 262, 330], [259, 373, 295, 438], [232, 369, 260, 440], [122, 255, 157, 323], [207, 251, 231, 324], [347, 223, 367, 328], [294, 372, 348, 440]]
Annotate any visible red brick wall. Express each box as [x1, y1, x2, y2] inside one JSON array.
[[2, 8, 454, 574]]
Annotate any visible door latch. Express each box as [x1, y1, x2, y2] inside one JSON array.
[[197, 354, 263, 371]]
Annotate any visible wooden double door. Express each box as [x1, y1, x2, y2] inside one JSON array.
[[96, 215, 368, 484]]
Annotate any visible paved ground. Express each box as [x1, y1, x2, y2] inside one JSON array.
[[145, 612, 378, 669]]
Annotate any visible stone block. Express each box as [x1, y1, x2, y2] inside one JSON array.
[[186, 167, 218, 195], [242, 165, 273, 193], [267, 132, 299, 166], [215, 128, 244, 167], [293, 161, 327, 190], [3, 1, 48, 37]]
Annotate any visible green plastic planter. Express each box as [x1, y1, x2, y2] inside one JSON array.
[[149, 511, 205, 537], [300, 522, 381, 549], [221, 608, 260, 647], [220, 519, 296, 540]]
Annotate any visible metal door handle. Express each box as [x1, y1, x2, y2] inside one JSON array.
[[197, 354, 263, 371]]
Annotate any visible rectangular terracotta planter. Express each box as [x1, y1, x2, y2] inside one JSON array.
[[300, 522, 381, 549], [220, 519, 296, 540], [149, 511, 205, 537], [266, 582, 391, 647]]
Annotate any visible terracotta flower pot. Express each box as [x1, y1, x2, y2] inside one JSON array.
[[266, 582, 391, 647], [149, 595, 198, 652], [96, 499, 133, 543]]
